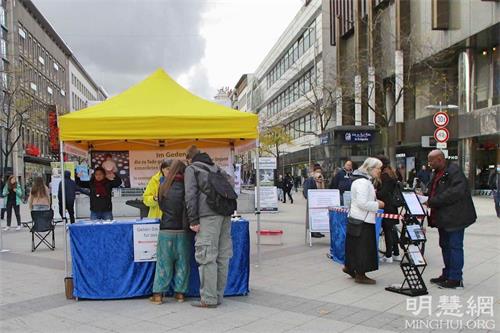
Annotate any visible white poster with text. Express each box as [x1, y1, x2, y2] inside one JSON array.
[[133, 224, 160, 262]]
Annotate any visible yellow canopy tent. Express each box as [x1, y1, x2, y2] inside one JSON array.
[[57, 69, 261, 284], [59, 68, 258, 150]]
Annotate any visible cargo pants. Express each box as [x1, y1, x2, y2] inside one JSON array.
[[195, 215, 232, 305]]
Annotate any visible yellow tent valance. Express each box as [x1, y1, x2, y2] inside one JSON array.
[[59, 69, 258, 149]]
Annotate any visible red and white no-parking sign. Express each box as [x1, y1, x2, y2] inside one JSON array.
[[434, 127, 450, 143], [433, 111, 449, 127]]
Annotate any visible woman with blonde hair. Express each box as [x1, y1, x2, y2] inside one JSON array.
[[150, 159, 190, 304], [343, 157, 385, 284], [28, 176, 51, 211]]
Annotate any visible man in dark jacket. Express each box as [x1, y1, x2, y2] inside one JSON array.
[[426, 150, 477, 289], [185, 146, 232, 308], [329, 160, 353, 203]]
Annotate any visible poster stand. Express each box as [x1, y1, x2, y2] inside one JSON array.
[[306, 189, 340, 247], [386, 190, 428, 297]]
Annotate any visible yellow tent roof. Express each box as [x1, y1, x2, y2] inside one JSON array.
[[59, 69, 258, 150]]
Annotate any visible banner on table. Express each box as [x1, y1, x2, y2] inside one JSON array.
[[308, 189, 341, 232], [256, 186, 278, 212], [133, 224, 160, 262]]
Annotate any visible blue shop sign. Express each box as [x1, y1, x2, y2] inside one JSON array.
[[343, 131, 373, 143]]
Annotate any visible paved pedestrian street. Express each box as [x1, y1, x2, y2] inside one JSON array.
[[0, 195, 498, 333]]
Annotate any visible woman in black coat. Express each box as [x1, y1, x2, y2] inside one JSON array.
[[376, 156, 401, 263]]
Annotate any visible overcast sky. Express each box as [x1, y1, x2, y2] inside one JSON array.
[[32, 0, 304, 99]]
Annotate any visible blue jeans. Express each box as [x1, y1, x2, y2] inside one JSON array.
[[438, 228, 465, 281], [90, 211, 113, 221]]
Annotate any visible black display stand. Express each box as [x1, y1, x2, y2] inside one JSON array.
[[386, 190, 428, 297]]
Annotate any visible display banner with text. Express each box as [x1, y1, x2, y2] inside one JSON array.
[[128, 148, 230, 188]]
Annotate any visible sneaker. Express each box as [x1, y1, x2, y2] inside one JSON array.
[[430, 275, 447, 284], [438, 280, 464, 289], [2, 226, 9, 231], [380, 256, 393, 263], [392, 255, 402, 262], [15, 226, 21, 231]]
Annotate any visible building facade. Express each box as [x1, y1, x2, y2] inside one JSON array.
[[0, 0, 105, 186], [247, 0, 499, 189], [69, 57, 106, 112]]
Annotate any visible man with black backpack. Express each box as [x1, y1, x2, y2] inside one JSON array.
[[184, 146, 237, 308]]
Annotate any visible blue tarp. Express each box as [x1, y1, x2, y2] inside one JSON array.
[[69, 219, 250, 299], [329, 209, 382, 265]]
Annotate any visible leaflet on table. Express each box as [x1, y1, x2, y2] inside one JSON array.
[[133, 224, 160, 262]]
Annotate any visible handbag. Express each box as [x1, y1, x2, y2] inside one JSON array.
[[346, 217, 364, 237], [347, 211, 369, 237]]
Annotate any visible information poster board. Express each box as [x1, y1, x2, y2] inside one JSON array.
[[308, 189, 341, 232], [256, 186, 278, 212], [133, 224, 160, 262]]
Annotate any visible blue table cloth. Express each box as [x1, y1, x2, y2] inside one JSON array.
[[328, 209, 382, 265], [69, 219, 250, 299]]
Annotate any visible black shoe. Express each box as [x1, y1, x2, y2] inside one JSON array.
[[438, 280, 464, 289], [311, 232, 323, 238], [430, 275, 447, 284]]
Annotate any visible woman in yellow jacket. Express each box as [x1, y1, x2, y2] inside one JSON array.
[[143, 159, 172, 219]]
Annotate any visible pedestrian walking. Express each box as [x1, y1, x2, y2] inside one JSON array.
[[426, 150, 476, 289], [143, 159, 172, 219], [76, 166, 122, 220], [276, 174, 284, 202], [2, 175, 23, 231], [150, 160, 190, 305], [488, 166, 500, 218], [294, 175, 301, 193], [28, 176, 51, 211], [416, 165, 431, 188], [343, 157, 385, 284], [303, 164, 326, 238], [329, 160, 354, 204], [283, 173, 294, 204], [0, 177, 6, 221], [375, 156, 402, 264], [185, 145, 236, 308]]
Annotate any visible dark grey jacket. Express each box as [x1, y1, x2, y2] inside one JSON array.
[[185, 153, 229, 226], [428, 163, 477, 230]]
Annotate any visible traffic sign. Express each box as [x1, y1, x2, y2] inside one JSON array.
[[433, 112, 449, 127], [434, 128, 450, 143], [436, 142, 447, 149]]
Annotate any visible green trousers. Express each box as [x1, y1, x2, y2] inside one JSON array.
[[153, 230, 191, 294], [195, 215, 232, 305]]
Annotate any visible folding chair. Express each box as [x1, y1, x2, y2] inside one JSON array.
[[25, 210, 55, 252]]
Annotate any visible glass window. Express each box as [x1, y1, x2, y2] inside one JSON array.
[[475, 50, 490, 108], [304, 29, 310, 51], [0, 6, 5, 27], [298, 38, 304, 58]]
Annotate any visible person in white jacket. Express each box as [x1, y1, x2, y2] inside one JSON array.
[[343, 157, 385, 285]]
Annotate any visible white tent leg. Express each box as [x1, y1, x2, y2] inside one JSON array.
[[59, 140, 68, 277], [255, 138, 261, 267]]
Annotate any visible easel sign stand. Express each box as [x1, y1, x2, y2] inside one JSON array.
[[386, 190, 428, 297], [305, 189, 340, 247]]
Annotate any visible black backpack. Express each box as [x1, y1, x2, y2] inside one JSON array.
[[391, 181, 405, 208], [195, 165, 238, 216]]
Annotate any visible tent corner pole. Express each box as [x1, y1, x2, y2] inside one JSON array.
[[59, 139, 68, 278], [255, 138, 261, 268]]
